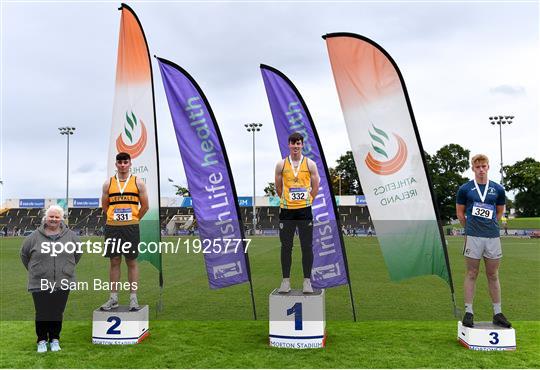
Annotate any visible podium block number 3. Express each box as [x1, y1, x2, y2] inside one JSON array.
[[489, 332, 499, 345], [287, 303, 303, 330], [106, 316, 122, 335]]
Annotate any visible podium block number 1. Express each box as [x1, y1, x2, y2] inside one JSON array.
[[106, 316, 122, 335], [287, 303, 303, 330]]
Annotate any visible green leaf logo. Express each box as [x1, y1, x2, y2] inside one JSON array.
[[124, 111, 139, 143], [369, 124, 389, 158]]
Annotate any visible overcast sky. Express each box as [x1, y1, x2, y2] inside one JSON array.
[[1, 1, 538, 203]]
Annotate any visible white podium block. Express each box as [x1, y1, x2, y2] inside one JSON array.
[[269, 289, 326, 349], [92, 305, 149, 345], [457, 321, 516, 351]]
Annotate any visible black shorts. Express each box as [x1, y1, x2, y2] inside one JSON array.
[[279, 206, 313, 222], [279, 207, 313, 241], [104, 224, 140, 259]]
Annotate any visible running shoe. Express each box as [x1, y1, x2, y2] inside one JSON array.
[[303, 279, 314, 294], [493, 313, 512, 328], [129, 295, 140, 311], [278, 279, 291, 294], [37, 340, 47, 353], [50, 339, 61, 352], [462, 312, 474, 328], [100, 297, 119, 311]]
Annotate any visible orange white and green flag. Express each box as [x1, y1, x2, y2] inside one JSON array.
[[324, 33, 455, 298], [108, 4, 162, 281]]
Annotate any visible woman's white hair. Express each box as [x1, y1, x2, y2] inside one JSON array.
[[42, 205, 65, 223]]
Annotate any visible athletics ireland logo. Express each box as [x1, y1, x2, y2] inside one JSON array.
[[116, 111, 147, 159], [365, 124, 407, 175]]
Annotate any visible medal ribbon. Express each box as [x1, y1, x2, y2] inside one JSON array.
[[115, 173, 132, 195], [473, 178, 489, 203], [289, 155, 303, 181]]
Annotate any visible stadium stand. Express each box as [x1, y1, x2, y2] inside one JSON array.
[[339, 206, 372, 234], [0, 208, 42, 236], [0, 205, 373, 237], [257, 207, 279, 230]]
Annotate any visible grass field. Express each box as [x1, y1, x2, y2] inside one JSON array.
[[1, 236, 539, 368], [445, 217, 540, 231], [505, 217, 540, 230]]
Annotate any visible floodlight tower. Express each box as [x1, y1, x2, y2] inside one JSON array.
[[488, 115, 514, 184], [245, 123, 263, 234], [59, 126, 76, 223]]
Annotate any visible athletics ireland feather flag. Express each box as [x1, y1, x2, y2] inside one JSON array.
[[156, 57, 256, 303], [108, 4, 162, 282], [323, 33, 455, 294]]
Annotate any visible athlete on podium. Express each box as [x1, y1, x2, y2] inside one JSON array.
[[274, 133, 320, 294], [100, 152, 148, 311], [456, 154, 512, 328]]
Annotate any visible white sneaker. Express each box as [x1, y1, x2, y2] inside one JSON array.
[[37, 340, 47, 353], [50, 339, 61, 352], [303, 278, 314, 294], [100, 297, 119, 311], [278, 279, 291, 294], [129, 295, 140, 311]]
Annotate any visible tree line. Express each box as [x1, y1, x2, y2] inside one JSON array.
[[263, 145, 539, 221]]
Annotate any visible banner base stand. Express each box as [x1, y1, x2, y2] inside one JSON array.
[[269, 288, 326, 349], [92, 305, 149, 345], [457, 321, 516, 351]]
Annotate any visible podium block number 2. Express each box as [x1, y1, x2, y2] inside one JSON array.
[[106, 316, 122, 335], [287, 303, 303, 330]]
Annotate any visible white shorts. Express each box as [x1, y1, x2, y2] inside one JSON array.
[[463, 235, 502, 260]]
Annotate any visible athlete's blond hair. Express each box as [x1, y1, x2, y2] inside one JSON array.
[[471, 154, 489, 167]]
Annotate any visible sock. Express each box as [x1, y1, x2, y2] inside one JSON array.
[[110, 292, 118, 301], [282, 278, 290, 283], [304, 278, 311, 283], [130, 292, 137, 300], [465, 303, 473, 314], [493, 302, 502, 315]]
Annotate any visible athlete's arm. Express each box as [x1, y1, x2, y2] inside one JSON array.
[[101, 180, 109, 215], [137, 178, 149, 220], [275, 160, 285, 197], [456, 185, 467, 227], [307, 158, 320, 199], [496, 205, 505, 222], [456, 204, 466, 227], [496, 186, 506, 222]]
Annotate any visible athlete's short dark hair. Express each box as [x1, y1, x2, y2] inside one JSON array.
[[288, 132, 304, 144], [116, 152, 131, 161]]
